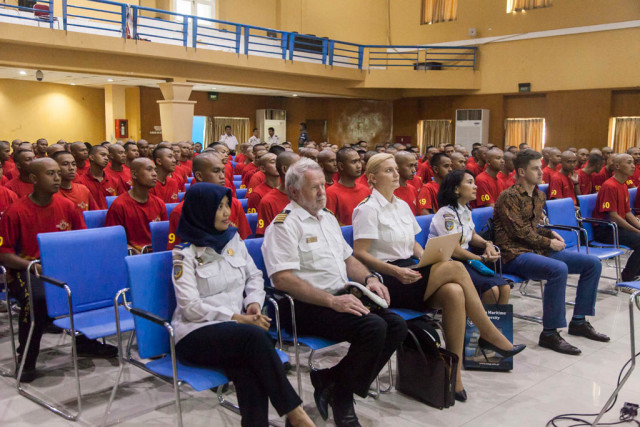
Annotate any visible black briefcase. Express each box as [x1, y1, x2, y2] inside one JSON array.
[[396, 319, 458, 409]]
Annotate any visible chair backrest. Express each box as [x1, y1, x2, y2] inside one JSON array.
[[545, 197, 579, 247], [240, 198, 248, 212], [233, 180, 242, 189], [538, 184, 549, 196], [106, 196, 117, 208], [233, 174, 241, 180], [125, 252, 175, 359], [245, 238, 270, 287], [178, 192, 185, 201], [630, 188, 637, 209], [166, 203, 178, 216], [184, 184, 191, 192], [236, 188, 247, 199], [341, 225, 353, 247], [38, 226, 129, 317], [471, 207, 493, 233], [415, 214, 434, 247], [83, 209, 107, 229], [187, 176, 193, 184], [577, 194, 598, 241], [246, 213, 258, 237], [150, 221, 170, 253]]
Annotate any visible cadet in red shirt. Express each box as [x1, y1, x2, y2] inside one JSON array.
[[76, 145, 118, 209], [318, 149, 338, 188], [69, 141, 90, 182], [256, 151, 299, 235], [6, 150, 35, 198], [549, 150, 580, 204], [105, 158, 168, 253], [123, 141, 140, 169], [472, 148, 505, 208], [394, 151, 419, 215], [167, 153, 251, 249], [416, 147, 438, 183], [0, 141, 17, 182], [150, 146, 181, 203], [106, 144, 132, 194], [594, 153, 640, 281], [137, 139, 151, 160], [577, 153, 604, 195], [247, 153, 278, 213], [497, 151, 516, 189], [627, 147, 640, 187], [541, 148, 561, 184], [248, 168, 266, 192], [577, 148, 590, 170], [0, 185, 17, 214], [418, 153, 451, 214], [209, 142, 235, 184], [234, 144, 253, 175], [179, 142, 193, 174], [0, 158, 116, 381], [53, 151, 98, 212], [325, 147, 371, 226], [467, 146, 487, 177], [449, 151, 467, 172], [241, 143, 268, 188]]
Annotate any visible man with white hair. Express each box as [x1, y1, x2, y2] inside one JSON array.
[[262, 158, 407, 427]]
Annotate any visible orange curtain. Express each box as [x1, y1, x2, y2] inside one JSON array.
[[418, 120, 452, 154], [423, 0, 458, 24], [612, 117, 640, 153], [507, 0, 551, 13], [505, 118, 545, 152], [212, 117, 250, 147]]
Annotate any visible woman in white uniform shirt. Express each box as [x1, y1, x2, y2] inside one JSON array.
[[171, 183, 312, 427], [430, 169, 511, 304], [352, 154, 525, 402]]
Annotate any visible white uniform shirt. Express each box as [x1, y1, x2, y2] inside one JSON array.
[[429, 203, 475, 249], [262, 201, 352, 294], [171, 234, 265, 343], [219, 134, 239, 151], [267, 135, 280, 146], [352, 188, 421, 262], [248, 136, 261, 146]]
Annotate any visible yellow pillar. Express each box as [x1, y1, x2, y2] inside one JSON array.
[[104, 84, 127, 142], [157, 82, 196, 142]]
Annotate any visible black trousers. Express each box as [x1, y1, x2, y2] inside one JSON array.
[[9, 271, 47, 370], [280, 300, 407, 398], [176, 322, 301, 427], [594, 226, 640, 280]]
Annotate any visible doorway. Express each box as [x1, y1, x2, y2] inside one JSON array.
[[306, 119, 328, 143]]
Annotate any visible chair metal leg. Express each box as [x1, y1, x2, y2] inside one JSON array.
[[592, 290, 638, 426], [515, 281, 544, 323], [168, 328, 184, 427], [0, 266, 17, 377], [285, 295, 302, 398]]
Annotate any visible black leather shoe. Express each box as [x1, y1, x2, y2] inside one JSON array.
[[455, 389, 467, 402], [17, 367, 37, 383], [539, 331, 581, 355], [568, 321, 610, 342], [478, 337, 526, 360], [330, 389, 361, 427], [75, 337, 118, 358], [310, 369, 333, 421]]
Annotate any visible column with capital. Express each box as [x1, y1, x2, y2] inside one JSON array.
[[157, 82, 196, 142]]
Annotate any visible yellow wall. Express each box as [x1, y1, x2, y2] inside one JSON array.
[[390, 0, 640, 44], [125, 86, 141, 140], [0, 79, 105, 143]]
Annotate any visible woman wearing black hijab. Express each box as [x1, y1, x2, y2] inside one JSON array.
[[171, 183, 312, 427]]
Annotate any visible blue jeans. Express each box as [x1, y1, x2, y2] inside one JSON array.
[[503, 251, 601, 329]]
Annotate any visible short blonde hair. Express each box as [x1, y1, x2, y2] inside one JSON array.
[[365, 153, 395, 186]]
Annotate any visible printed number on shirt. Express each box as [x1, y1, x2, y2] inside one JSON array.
[[481, 194, 490, 202], [240, 185, 246, 189], [602, 202, 610, 209], [247, 208, 256, 214], [551, 190, 557, 196], [258, 219, 264, 228], [248, 188, 253, 194], [0, 236, 3, 246], [168, 233, 175, 244]]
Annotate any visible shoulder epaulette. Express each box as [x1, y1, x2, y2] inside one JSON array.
[[323, 207, 335, 215], [357, 196, 370, 207], [174, 242, 191, 250], [273, 209, 291, 224]]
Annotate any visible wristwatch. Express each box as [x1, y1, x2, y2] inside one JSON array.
[[364, 273, 380, 286]]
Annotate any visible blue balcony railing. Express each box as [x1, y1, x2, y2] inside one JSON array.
[[4, 0, 477, 71]]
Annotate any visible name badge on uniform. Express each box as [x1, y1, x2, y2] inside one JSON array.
[[227, 248, 234, 256], [306, 236, 318, 243]]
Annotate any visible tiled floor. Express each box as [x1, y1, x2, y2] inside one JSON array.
[[0, 262, 638, 426]]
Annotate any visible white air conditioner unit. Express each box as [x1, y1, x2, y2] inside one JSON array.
[[454, 109, 489, 151], [256, 109, 286, 143]]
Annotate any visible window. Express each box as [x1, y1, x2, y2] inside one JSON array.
[[417, 120, 452, 153], [504, 118, 545, 152], [174, 0, 215, 21], [609, 117, 640, 153], [422, 0, 458, 25], [507, 0, 551, 13]]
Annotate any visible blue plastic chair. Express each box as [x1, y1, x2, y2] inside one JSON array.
[[150, 221, 170, 253], [246, 213, 258, 238], [630, 188, 637, 212], [103, 252, 235, 426], [21, 226, 135, 420], [83, 209, 107, 229], [187, 176, 193, 184], [184, 183, 190, 192], [236, 188, 247, 199], [178, 192, 185, 202], [538, 183, 549, 196], [471, 207, 493, 233], [234, 180, 242, 189], [233, 174, 241, 180], [414, 214, 434, 247], [166, 202, 179, 216], [106, 196, 117, 208], [341, 225, 353, 247], [240, 198, 248, 212]]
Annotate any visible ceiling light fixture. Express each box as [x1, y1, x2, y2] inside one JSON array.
[[19, 70, 27, 75], [107, 78, 114, 82], [70, 83, 76, 86], [292, 93, 298, 97]]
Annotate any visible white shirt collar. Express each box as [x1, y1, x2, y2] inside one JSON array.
[[371, 188, 396, 208]]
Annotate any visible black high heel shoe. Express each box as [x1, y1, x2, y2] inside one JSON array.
[[455, 389, 467, 402], [478, 337, 526, 361]]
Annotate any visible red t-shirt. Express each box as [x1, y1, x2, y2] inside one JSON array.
[[225, 162, 234, 184], [57, 183, 99, 212], [182, 159, 193, 176], [577, 169, 594, 195], [235, 162, 248, 175], [235, 153, 246, 164], [325, 182, 371, 226], [150, 177, 180, 203], [105, 166, 132, 195], [541, 166, 556, 185], [549, 171, 577, 203], [104, 191, 168, 251], [256, 188, 290, 235], [76, 171, 118, 210], [73, 163, 91, 183], [2, 161, 16, 180], [224, 177, 237, 198], [473, 171, 505, 208], [0, 186, 18, 215], [467, 162, 485, 177], [167, 196, 250, 250], [0, 195, 86, 260], [6, 177, 33, 198], [394, 184, 419, 215], [407, 176, 423, 190], [594, 177, 630, 221], [541, 158, 548, 169], [248, 170, 266, 192], [355, 174, 369, 188], [247, 181, 275, 213], [417, 181, 439, 213], [416, 162, 433, 183], [497, 171, 516, 189], [242, 163, 258, 188]]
